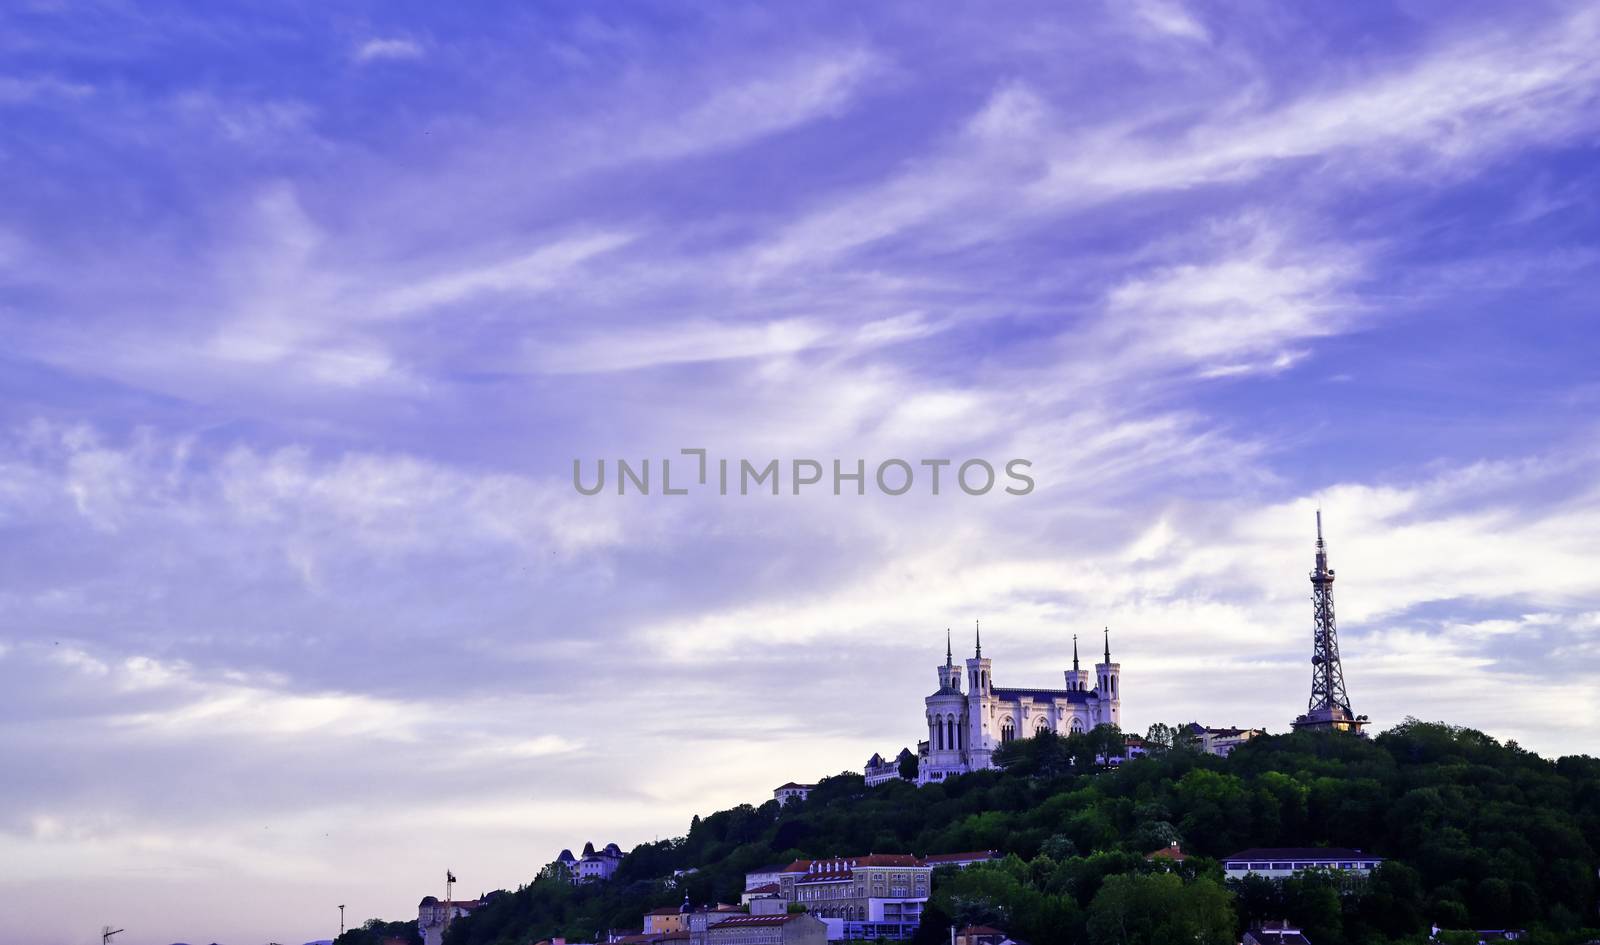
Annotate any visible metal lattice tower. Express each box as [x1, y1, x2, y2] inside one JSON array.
[[1292, 511, 1367, 733]]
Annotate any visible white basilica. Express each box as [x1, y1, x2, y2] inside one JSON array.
[[911, 625, 1121, 784]]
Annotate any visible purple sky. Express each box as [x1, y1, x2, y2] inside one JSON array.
[[4, 1, 1600, 942]]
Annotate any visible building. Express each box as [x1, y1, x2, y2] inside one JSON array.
[[909, 625, 1122, 784], [556, 841, 627, 883], [1222, 848, 1383, 880], [1184, 723, 1265, 757], [774, 782, 815, 805], [418, 896, 484, 945], [1291, 513, 1369, 734], [1146, 841, 1188, 864], [1428, 928, 1527, 943], [955, 927, 1008, 945], [864, 749, 913, 786], [1113, 733, 1151, 764], [645, 901, 692, 934], [692, 914, 828, 945], [922, 850, 1002, 869], [1243, 921, 1312, 945], [777, 855, 930, 938], [745, 864, 789, 892]]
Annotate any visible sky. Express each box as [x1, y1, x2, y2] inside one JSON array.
[[2, 0, 1599, 942]]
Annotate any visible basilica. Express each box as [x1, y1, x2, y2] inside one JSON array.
[[868, 625, 1122, 785]]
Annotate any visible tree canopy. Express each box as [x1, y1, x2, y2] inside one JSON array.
[[441, 720, 1600, 945]]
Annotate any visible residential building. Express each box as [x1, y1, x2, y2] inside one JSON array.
[[777, 855, 930, 938], [1244, 921, 1312, 945], [774, 782, 815, 805], [1222, 848, 1383, 880], [418, 896, 484, 945], [955, 926, 1007, 945], [556, 841, 627, 883], [1429, 929, 1527, 943], [744, 864, 789, 892], [693, 914, 828, 945], [864, 749, 914, 786], [1185, 723, 1266, 757], [922, 850, 1001, 869], [645, 902, 691, 934], [1145, 841, 1187, 864]]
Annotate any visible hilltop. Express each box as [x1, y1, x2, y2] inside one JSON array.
[[341, 720, 1600, 945]]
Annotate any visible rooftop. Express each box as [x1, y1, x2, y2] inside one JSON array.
[[1224, 847, 1377, 862]]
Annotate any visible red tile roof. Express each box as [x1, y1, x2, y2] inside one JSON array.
[[708, 915, 800, 928]]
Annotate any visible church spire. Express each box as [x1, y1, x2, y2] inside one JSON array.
[[974, 619, 982, 659], [1072, 633, 1079, 672], [1103, 626, 1111, 664], [946, 628, 952, 667]]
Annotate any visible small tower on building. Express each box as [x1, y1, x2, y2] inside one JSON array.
[[965, 622, 996, 769], [1095, 628, 1122, 728], [1065, 634, 1092, 691], [1292, 511, 1368, 734], [924, 629, 967, 780]]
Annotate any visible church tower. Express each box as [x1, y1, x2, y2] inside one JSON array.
[[965, 622, 995, 770], [1065, 633, 1092, 691], [1094, 628, 1121, 728], [938, 628, 963, 692], [923, 629, 967, 781]]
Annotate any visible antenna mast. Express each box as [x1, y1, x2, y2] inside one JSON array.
[[1292, 511, 1367, 733]]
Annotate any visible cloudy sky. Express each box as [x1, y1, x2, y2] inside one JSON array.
[[4, 0, 1600, 942]]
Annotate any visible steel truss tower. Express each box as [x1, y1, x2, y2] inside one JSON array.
[[1291, 511, 1368, 734]]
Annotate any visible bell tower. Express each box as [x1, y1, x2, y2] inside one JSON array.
[[965, 621, 995, 769], [1065, 633, 1091, 691], [1094, 627, 1121, 728]]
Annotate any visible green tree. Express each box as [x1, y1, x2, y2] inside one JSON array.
[[1086, 873, 1233, 945]]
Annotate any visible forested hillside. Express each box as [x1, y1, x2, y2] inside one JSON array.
[[408, 720, 1600, 945]]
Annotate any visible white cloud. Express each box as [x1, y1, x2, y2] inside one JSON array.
[[355, 38, 426, 63]]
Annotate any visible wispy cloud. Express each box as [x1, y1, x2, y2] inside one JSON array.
[[2, 2, 1599, 942], [354, 37, 425, 63]]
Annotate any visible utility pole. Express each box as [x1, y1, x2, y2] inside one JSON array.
[[339, 903, 346, 938], [102, 927, 124, 945]]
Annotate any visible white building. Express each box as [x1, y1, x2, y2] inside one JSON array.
[[1187, 723, 1265, 757], [556, 841, 626, 883], [863, 750, 913, 786], [1222, 848, 1383, 880], [911, 627, 1121, 785], [773, 782, 814, 805]]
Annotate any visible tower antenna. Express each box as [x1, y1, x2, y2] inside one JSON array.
[[1292, 511, 1367, 734], [102, 928, 125, 945]]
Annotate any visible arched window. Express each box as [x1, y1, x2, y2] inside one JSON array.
[[1001, 719, 1015, 742], [1070, 717, 1085, 734], [1035, 719, 1050, 737]]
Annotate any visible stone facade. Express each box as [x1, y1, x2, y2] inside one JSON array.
[[912, 627, 1122, 785], [691, 914, 828, 945], [777, 855, 930, 925]]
